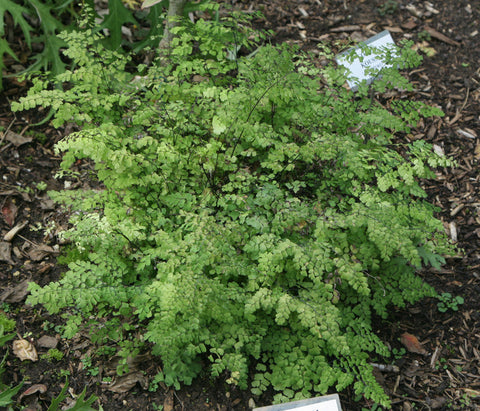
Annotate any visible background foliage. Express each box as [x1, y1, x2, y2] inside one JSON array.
[[12, 12, 453, 407], [1, 0, 210, 89]]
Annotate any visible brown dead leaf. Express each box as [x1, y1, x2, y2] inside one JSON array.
[[1, 197, 18, 227], [18, 384, 47, 401], [401, 20, 418, 30], [0, 241, 14, 264], [163, 389, 174, 411], [105, 371, 148, 393], [37, 263, 54, 275], [28, 244, 57, 261], [37, 335, 59, 349], [39, 196, 55, 210], [0, 279, 30, 303], [13, 339, 38, 361], [429, 396, 448, 409], [5, 130, 33, 147], [400, 332, 428, 355]]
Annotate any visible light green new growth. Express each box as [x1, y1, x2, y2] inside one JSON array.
[[12, 14, 454, 407]]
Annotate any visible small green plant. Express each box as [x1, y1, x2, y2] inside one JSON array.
[[378, 0, 398, 16], [47, 378, 98, 410], [0, 313, 15, 333], [57, 244, 90, 266], [0, 325, 15, 349], [0, 303, 11, 313], [435, 357, 448, 370], [96, 345, 116, 357], [0, 319, 22, 407], [41, 348, 64, 362], [57, 369, 71, 379], [417, 30, 432, 42], [81, 356, 100, 376], [42, 320, 64, 334], [459, 393, 472, 407], [391, 347, 406, 360], [437, 292, 464, 312], [35, 181, 48, 191], [14, 11, 454, 408], [25, 129, 48, 145]]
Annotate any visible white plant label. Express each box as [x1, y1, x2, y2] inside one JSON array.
[[336, 30, 397, 90], [254, 394, 342, 411]]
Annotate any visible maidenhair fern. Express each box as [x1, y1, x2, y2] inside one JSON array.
[[12, 14, 453, 407]]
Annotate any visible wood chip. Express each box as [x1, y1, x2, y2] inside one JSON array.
[[425, 26, 461, 46], [298, 7, 309, 17], [448, 111, 461, 126], [449, 221, 458, 242], [450, 204, 464, 217], [3, 220, 28, 242], [383, 26, 403, 33], [405, 4, 423, 18], [330, 25, 361, 32], [474, 141, 480, 160], [456, 129, 476, 139]]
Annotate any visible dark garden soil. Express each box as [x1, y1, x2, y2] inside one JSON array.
[[1, 0, 480, 409]]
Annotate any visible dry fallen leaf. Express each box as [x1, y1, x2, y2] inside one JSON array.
[[429, 396, 448, 409], [0, 279, 30, 303], [5, 130, 33, 147], [0, 241, 14, 264], [28, 244, 57, 261], [13, 338, 38, 361], [163, 389, 174, 411], [105, 371, 148, 393], [400, 332, 428, 355], [1, 197, 18, 227], [37, 335, 59, 349], [18, 384, 47, 401], [401, 19, 418, 30]]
